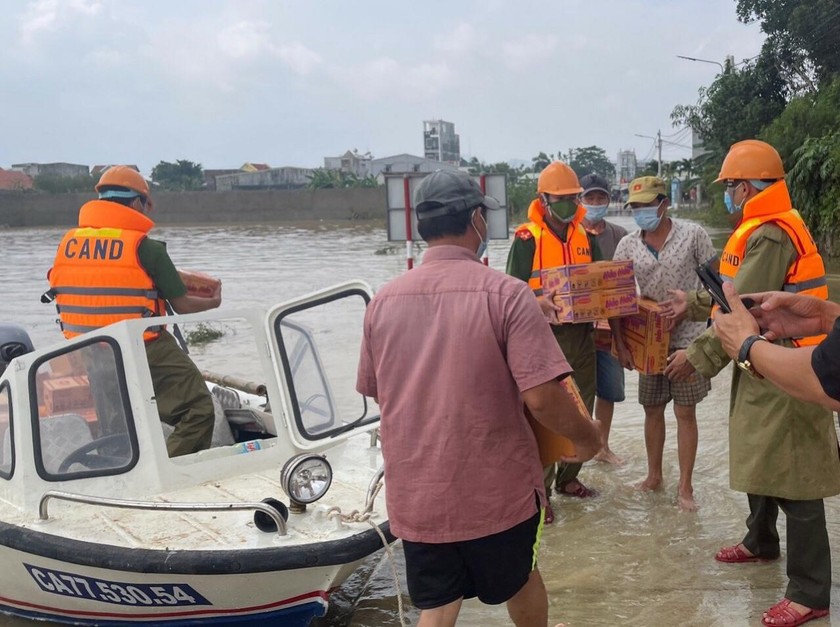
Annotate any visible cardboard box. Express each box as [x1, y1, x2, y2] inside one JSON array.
[[48, 352, 85, 377], [177, 269, 221, 298], [613, 298, 671, 374], [594, 320, 612, 352], [541, 260, 635, 294], [525, 407, 575, 466], [553, 286, 638, 324], [43, 376, 94, 414]]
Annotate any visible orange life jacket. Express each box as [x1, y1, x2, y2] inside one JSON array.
[[515, 200, 592, 295], [47, 200, 166, 341], [719, 180, 827, 347]]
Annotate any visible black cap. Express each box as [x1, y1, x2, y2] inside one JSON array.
[[579, 173, 610, 196], [414, 170, 501, 219]]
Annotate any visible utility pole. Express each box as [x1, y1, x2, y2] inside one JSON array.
[[634, 131, 664, 177], [656, 130, 662, 177]]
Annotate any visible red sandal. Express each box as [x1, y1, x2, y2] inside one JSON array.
[[556, 481, 598, 499], [762, 598, 829, 626], [715, 543, 779, 563]]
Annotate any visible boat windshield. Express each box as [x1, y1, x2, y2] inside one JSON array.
[[274, 288, 378, 441], [0, 384, 12, 479], [31, 339, 138, 480]]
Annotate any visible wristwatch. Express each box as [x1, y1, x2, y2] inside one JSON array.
[[736, 334, 767, 378]]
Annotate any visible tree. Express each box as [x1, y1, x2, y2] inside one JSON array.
[[151, 160, 205, 191], [531, 152, 553, 173], [788, 132, 840, 256], [761, 77, 840, 164], [307, 168, 380, 189], [33, 174, 97, 193], [307, 168, 341, 189], [671, 51, 788, 164], [736, 0, 840, 85], [564, 146, 615, 180]]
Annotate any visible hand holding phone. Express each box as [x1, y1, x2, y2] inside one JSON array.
[[695, 264, 755, 313]]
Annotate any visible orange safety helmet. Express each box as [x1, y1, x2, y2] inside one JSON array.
[[715, 139, 785, 182], [538, 161, 582, 196], [95, 166, 152, 204]]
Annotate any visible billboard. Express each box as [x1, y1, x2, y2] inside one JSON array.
[[384, 172, 509, 242]]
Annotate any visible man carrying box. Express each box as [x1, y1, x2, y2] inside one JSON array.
[[506, 161, 602, 520], [45, 166, 221, 457], [611, 176, 715, 512]]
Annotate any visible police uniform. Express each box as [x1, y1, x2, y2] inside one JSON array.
[[48, 199, 214, 457], [506, 200, 602, 492]]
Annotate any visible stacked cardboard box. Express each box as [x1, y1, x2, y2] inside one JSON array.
[[541, 260, 638, 323], [43, 376, 94, 414], [613, 298, 671, 374]]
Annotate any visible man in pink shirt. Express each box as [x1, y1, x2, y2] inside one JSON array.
[[357, 170, 601, 627]]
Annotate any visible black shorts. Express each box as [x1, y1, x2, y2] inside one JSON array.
[[402, 506, 544, 609]]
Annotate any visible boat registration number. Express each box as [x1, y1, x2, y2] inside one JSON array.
[[25, 564, 211, 607]]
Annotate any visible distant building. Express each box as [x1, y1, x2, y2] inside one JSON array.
[[691, 130, 708, 161], [616, 150, 638, 184], [371, 153, 460, 185], [11, 162, 89, 179], [214, 166, 314, 191], [423, 120, 460, 165], [0, 168, 33, 191], [324, 150, 373, 178], [240, 163, 271, 173], [202, 169, 240, 191]]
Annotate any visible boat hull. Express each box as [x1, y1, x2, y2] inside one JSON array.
[[0, 520, 393, 625]]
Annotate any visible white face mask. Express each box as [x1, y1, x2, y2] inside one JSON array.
[[472, 210, 488, 257]]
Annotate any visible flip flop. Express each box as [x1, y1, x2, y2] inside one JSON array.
[[556, 481, 598, 498], [715, 543, 779, 563], [762, 598, 829, 626], [544, 504, 555, 524]]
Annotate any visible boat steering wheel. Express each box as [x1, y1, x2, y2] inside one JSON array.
[[57, 434, 132, 473]]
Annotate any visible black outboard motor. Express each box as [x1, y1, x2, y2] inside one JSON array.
[[0, 324, 35, 376]]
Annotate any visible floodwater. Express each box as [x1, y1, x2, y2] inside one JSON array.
[[3, 216, 840, 627]]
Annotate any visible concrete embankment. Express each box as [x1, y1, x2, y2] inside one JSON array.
[[0, 188, 387, 228]]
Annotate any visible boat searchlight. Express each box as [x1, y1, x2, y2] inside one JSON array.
[[281, 454, 333, 511]]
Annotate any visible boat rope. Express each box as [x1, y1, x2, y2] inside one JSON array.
[[325, 482, 407, 626], [367, 517, 407, 627], [325, 480, 382, 524]]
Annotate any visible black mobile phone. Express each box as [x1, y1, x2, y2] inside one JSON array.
[[695, 264, 755, 314]]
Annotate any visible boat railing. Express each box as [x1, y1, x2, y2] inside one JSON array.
[[38, 490, 287, 536]]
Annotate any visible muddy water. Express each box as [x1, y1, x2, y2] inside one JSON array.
[[2, 218, 840, 627]]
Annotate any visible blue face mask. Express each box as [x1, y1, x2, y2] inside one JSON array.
[[582, 203, 609, 223], [723, 190, 735, 214], [473, 211, 488, 258], [633, 204, 663, 231]]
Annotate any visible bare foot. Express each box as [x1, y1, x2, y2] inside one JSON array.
[[594, 447, 624, 465], [677, 491, 697, 512], [635, 476, 662, 491]]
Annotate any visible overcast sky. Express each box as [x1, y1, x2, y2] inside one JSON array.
[[1, 0, 766, 175]]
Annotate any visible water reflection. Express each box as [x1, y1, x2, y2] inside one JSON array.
[[2, 218, 840, 627]]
